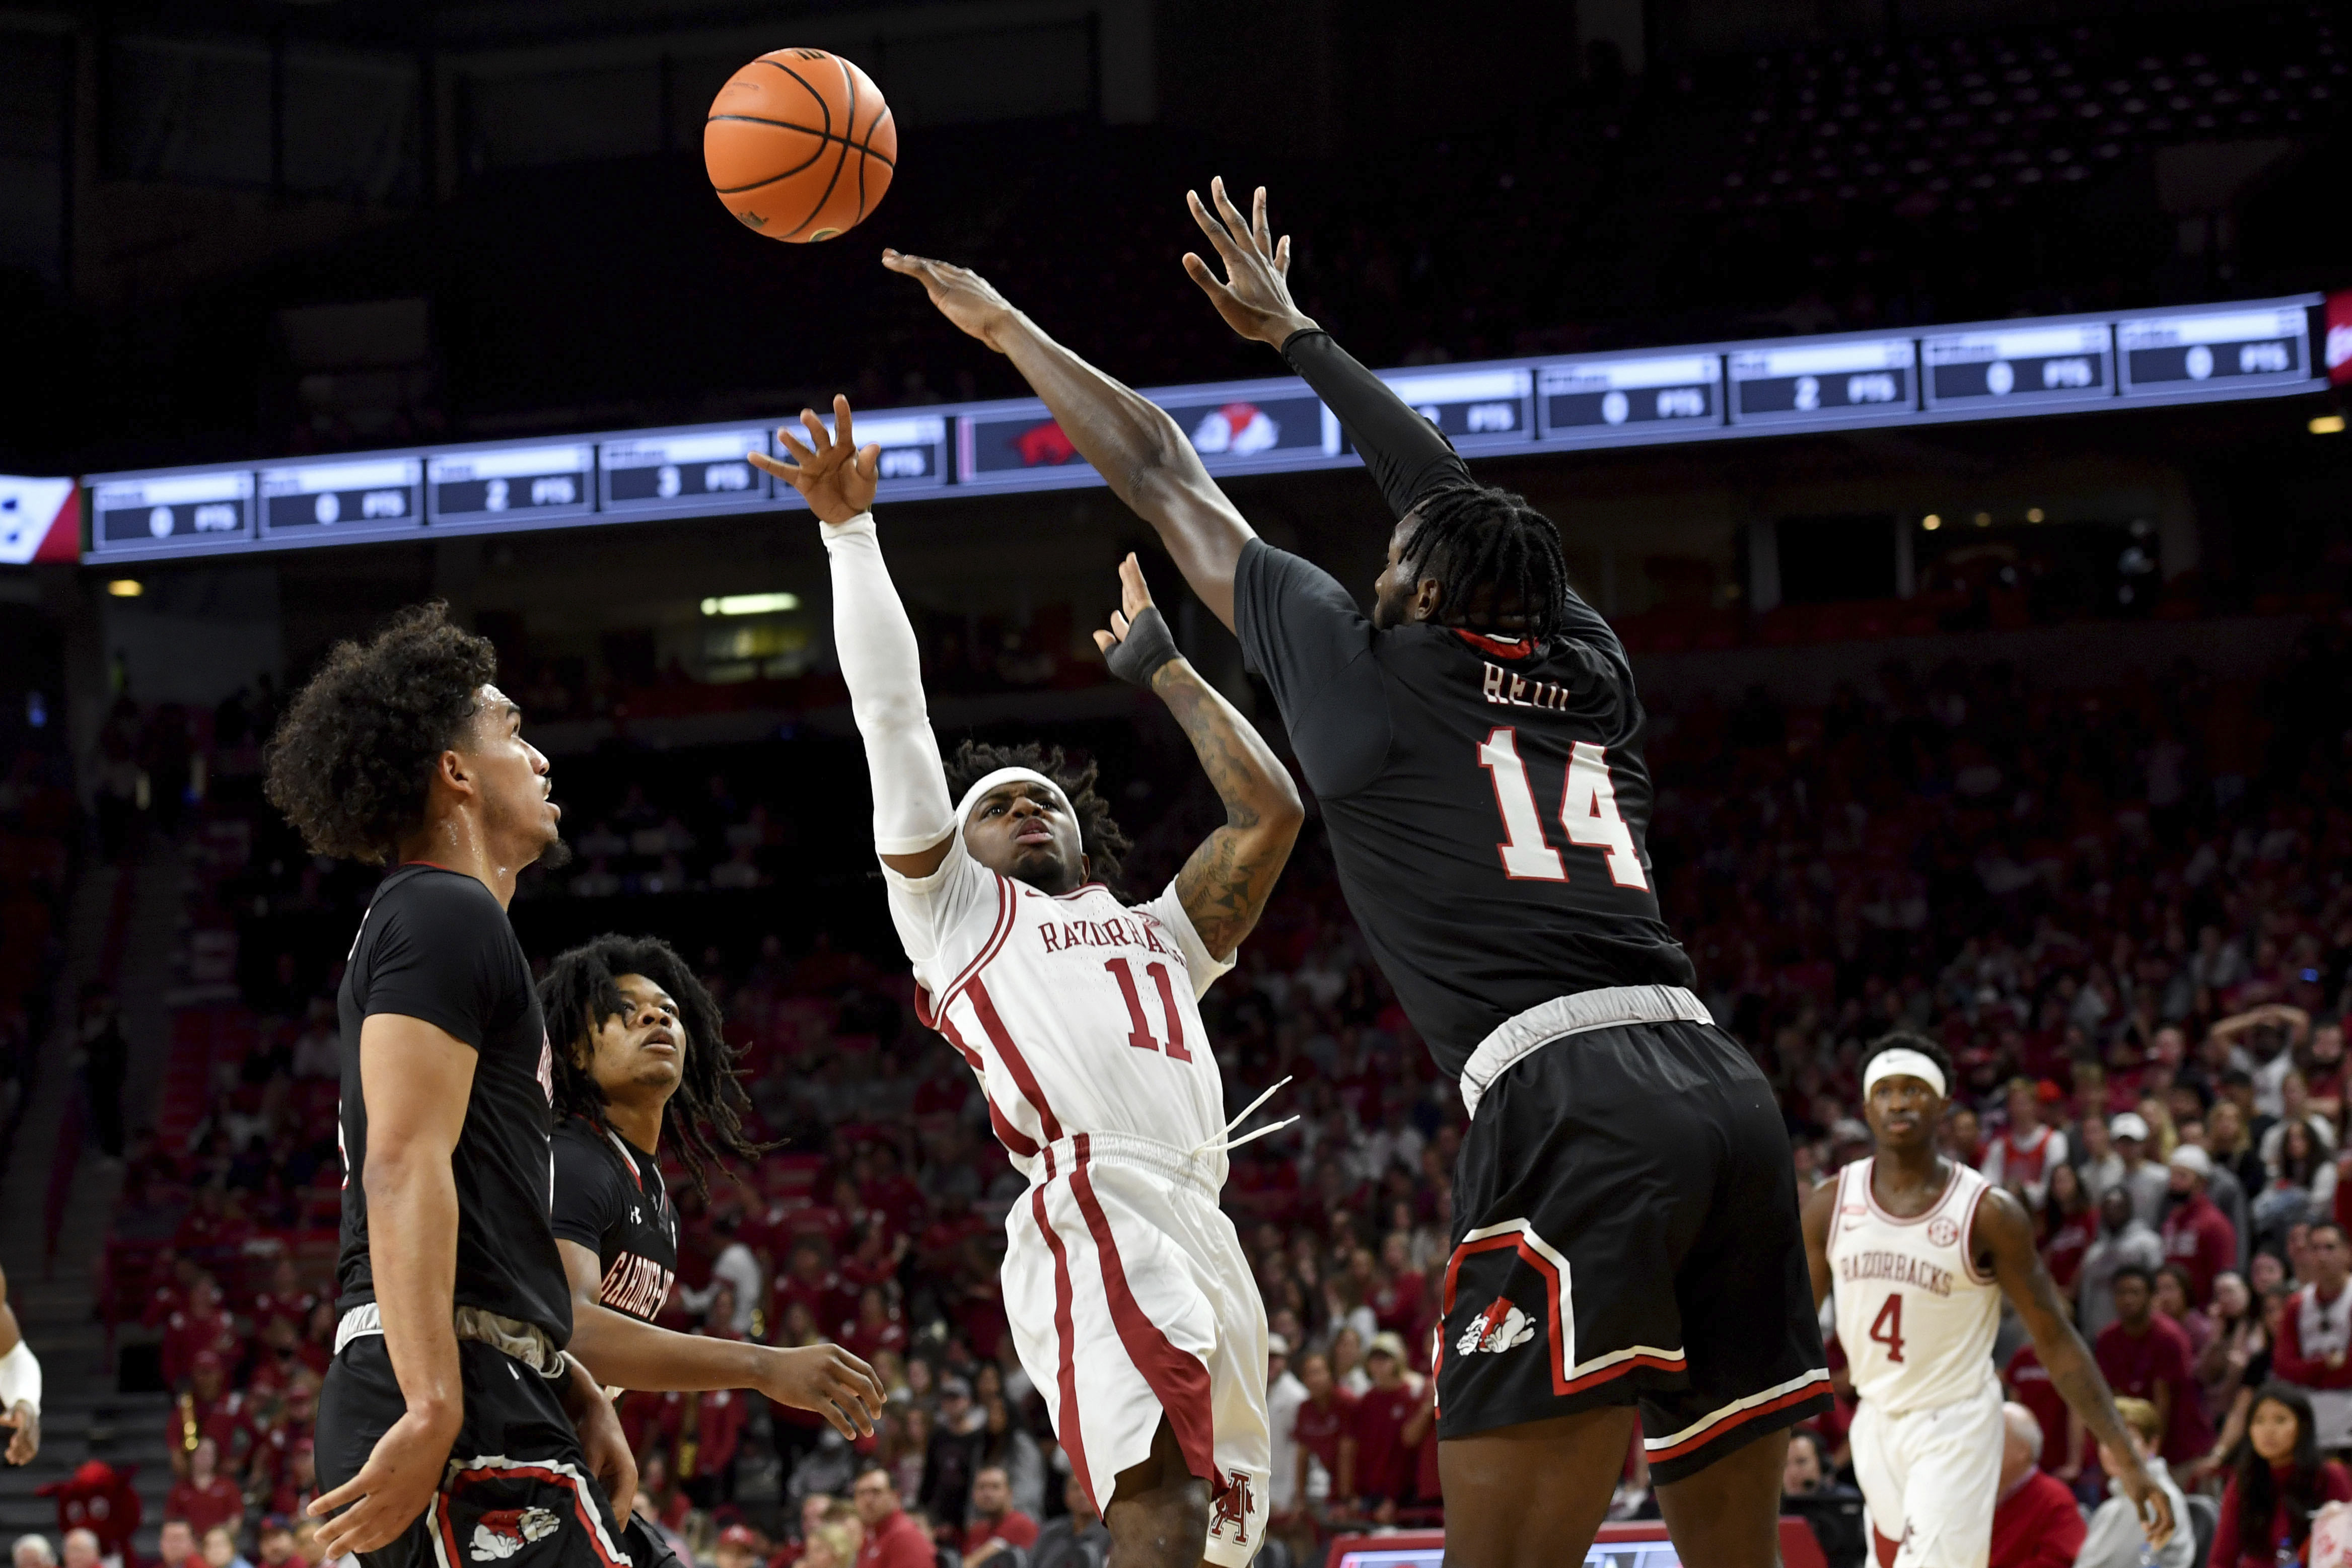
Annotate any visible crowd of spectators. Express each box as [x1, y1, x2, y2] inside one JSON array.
[[90, 607, 2352, 1568]]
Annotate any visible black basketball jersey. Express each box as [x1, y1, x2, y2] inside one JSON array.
[[550, 1117, 680, 1325], [1235, 539, 1696, 1079], [334, 864, 572, 1343]]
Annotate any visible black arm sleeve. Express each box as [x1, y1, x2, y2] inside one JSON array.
[[357, 876, 523, 1050], [1281, 328, 1473, 518], [550, 1125, 624, 1253]]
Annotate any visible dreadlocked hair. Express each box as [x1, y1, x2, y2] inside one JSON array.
[[537, 934, 767, 1199], [941, 739, 1130, 895], [1400, 482, 1572, 639]]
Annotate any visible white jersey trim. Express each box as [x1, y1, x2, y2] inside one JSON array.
[[1459, 984, 1714, 1118]]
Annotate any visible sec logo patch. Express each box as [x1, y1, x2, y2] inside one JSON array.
[[1927, 1218, 1960, 1247]]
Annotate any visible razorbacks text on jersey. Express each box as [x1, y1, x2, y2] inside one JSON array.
[[1827, 1157, 2001, 1410], [888, 834, 1236, 1177], [1234, 539, 1696, 1078]]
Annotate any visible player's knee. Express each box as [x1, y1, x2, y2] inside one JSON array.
[[1105, 1485, 1209, 1568]]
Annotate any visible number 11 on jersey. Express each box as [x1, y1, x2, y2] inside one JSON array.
[[1476, 729, 1649, 889]]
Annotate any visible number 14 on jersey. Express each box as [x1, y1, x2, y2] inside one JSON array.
[[1477, 729, 1648, 888]]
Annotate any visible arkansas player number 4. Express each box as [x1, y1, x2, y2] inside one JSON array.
[[1476, 729, 1649, 889]]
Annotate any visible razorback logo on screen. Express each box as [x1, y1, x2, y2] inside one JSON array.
[[2327, 288, 2352, 387]]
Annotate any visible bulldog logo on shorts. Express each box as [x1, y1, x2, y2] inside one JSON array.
[[471, 1506, 560, 1560], [1455, 1298, 1536, 1356]]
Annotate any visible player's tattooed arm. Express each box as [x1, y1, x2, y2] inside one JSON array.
[[1980, 1187, 2177, 1549], [1095, 559, 1304, 959], [885, 248, 1256, 631]]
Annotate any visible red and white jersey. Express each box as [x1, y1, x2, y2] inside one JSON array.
[[1828, 1157, 2001, 1414], [889, 837, 1237, 1183]]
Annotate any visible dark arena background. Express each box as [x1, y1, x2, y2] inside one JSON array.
[[0, 2, 2348, 1567]]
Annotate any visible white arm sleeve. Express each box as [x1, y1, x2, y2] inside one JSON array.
[[825, 512, 994, 974], [824, 512, 955, 857], [0, 1339, 41, 1416]]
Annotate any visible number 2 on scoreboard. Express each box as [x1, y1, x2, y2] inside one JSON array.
[[1476, 729, 1649, 889], [1870, 1294, 1906, 1363]]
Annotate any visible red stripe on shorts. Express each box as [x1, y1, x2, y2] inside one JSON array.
[[1067, 1133, 1222, 1488], [1645, 1377, 1831, 1463], [1030, 1181, 1093, 1509]]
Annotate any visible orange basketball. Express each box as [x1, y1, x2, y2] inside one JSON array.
[[704, 49, 895, 243]]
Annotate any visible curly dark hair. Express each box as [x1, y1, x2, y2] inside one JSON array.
[[537, 934, 766, 1199], [1402, 482, 1573, 639], [263, 602, 497, 865], [942, 739, 1130, 894]]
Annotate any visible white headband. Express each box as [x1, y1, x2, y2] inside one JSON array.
[[956, 767, 1076, 830], [1864, 1048, 1948, 1100]]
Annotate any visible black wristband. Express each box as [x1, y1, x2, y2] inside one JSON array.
[[1103, 605, 1182, 688]]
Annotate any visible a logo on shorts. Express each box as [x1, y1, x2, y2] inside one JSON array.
[[1455, 1297, 1536, 1356], [470, 1506, 560, 1560], [1927, 1218, 1961, 1247], [1208, 1474, 1254, 1541]]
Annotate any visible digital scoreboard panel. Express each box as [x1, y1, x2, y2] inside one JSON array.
[[1728, 338, 1917, 427], [429, 443, 596, 526], [2115, 303, 2314, 401], [91, 469, 254, 553], [1539, 352, 1724, 445], [75, 295, 2322, 563], [258, 456, 424, 541], [598, 427, 772, 516], [1921, 321, 2113, 414]]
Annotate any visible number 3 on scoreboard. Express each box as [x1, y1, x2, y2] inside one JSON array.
[[1476, 729, 1648, 889], [1870, 1294, 1906, 1363]]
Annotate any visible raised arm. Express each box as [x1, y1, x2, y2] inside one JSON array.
[[750, 399, 955, 878], [554, 1241, 883, 1437], [1095, 555, 1302, 959], [884, 254, 1256, 631], [1182, 178, 1470, 519], [1980, 1187, 2175, 1548]]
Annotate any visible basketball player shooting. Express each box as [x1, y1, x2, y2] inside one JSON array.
[[1806, 1035, 2174, 1568], [889, 181, 1827, 1568], [747, 397, 1304, 1568], [538, 935, 888, 1568]]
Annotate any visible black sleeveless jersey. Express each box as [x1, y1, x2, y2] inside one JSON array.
[[334, 864, 571, 1343], [1235, 538, 1695, 1079], [550, 1118, 679, 1325]]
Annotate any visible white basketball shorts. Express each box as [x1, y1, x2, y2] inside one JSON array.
[[1848, 1378, 2005, 1568], [1001, 1130, 1271, 1567]]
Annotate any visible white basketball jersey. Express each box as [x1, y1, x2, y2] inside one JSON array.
[[1828, 1157, 2002, 1413], [885, 836, 1237, 1183]]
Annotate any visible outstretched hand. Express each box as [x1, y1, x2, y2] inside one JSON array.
[[1094, 554, 1183, 689], [748, 395, 880, 526], [883, 250, 1020, 352], [1092, 553, 1160, 656], [1183, 177, 1317, 349]]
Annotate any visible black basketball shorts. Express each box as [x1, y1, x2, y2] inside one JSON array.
[[1435, 1015, 1831, 1484], [319, 1336, 635, 1568]]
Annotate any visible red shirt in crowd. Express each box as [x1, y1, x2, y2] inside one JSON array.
[[2271, 1284, 2352, 1392], [2002, 1345, 2070, 1474], [2210, 1459, 2352, 1568], [1988, 1468, 2085, 1568], [1349, 1384, 1421, 1504], [961, 1512, 1038, 1557], [165, 1473, 245, 1538], [1292, 1390, 1358, 1490], [2093, 1313, 2209, 1464], [2160, 1191, 2237, 1307], [2040, 1210, 2095, 1293], [856, 1508, 934, 1568]]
